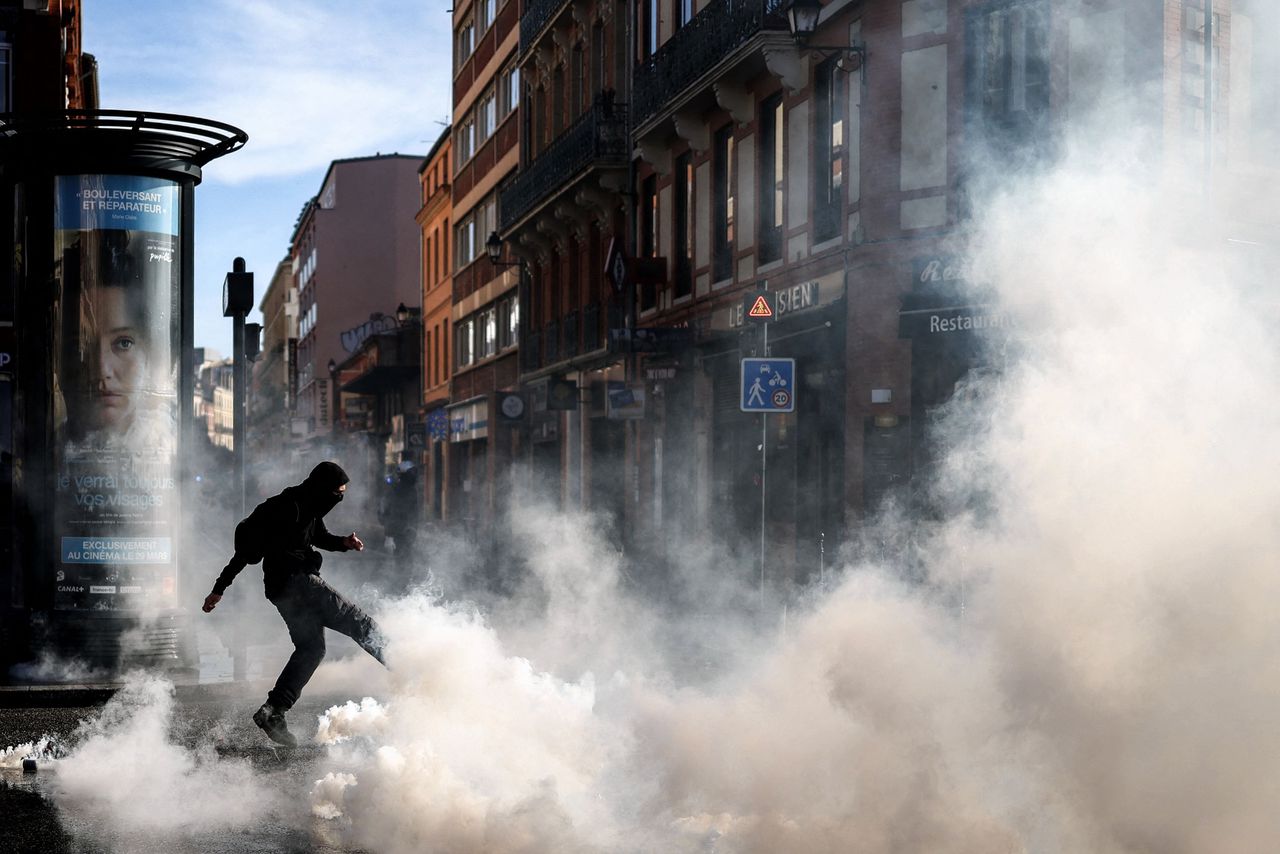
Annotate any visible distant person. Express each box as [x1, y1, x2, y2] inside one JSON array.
[[201, 461, 387, 747], [380, 460, 422, 566]]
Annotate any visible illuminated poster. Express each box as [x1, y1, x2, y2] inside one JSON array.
[[52, 175, 181, 612]]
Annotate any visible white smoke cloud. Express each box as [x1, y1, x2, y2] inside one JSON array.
[[51, 673, 281, 834], [36, 10, 1280, 851]]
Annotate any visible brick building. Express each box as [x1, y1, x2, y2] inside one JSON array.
[[290, 154, 423, 444], [448, 0, 1277, 595], [447, 0, 521, 528], [619, 0, 1279, 596], [502, 0, 632, 531], [417, 128, 453, 520], [248, 258, 296, 461]]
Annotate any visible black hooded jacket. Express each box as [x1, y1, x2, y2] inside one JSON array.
[[212, 462, 352, 600]]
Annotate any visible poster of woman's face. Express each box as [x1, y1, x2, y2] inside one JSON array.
[[52, 175, 181, 613], [56, 180, 179, 455]]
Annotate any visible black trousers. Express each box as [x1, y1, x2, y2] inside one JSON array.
[[266, 573, 386, 711]]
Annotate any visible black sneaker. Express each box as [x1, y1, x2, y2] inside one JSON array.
[[252, 703, 298, 748]]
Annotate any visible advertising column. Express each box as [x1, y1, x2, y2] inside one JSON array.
[[51, 175, 181, 614]]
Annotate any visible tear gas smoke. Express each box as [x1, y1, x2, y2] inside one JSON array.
[[40, 33, 1280, 854], [50, 674, 281, 835]]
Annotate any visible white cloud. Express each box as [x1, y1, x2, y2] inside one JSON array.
[[87, 0, 453, 184]]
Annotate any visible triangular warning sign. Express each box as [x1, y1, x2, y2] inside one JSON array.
[[748, 295, 774, 319]]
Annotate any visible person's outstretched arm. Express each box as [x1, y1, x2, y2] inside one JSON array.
[[203, 498, 285, 612], [315, 519, 363, 552]]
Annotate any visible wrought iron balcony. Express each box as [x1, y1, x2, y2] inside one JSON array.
[[499, 95, 628, 233], [522, 330, 542, 373], [544, 321, 560, 365], [633, 0, 789, 129], [563, 310, 579, 359], [582, 302, 600, 351], [519, 0, 570, 54]]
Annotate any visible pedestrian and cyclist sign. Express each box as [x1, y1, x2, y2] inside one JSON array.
[[741, 358, 795, 412]]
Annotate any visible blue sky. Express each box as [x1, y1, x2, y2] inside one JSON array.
[[83, 0, 454, 356]]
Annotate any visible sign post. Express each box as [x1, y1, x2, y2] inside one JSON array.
[[739, 286, 796, 607]]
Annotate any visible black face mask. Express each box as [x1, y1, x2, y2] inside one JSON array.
[[312, 490, 344, 518]]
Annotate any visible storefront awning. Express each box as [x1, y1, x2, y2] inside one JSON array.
[[340, 365, 418, 395]]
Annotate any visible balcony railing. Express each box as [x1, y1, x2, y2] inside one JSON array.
[[582, 302, 600, 351], [519, 0, 570, 54], [544, 321, 560, 365], [499, 95, 628, 232], [633, 0, 789, 128], [522, 330, 542, 373], [563, 310, 579, 359]]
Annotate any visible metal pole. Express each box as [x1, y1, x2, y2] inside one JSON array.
[[760, 321, 768, 608], [232, 313, 246, 519], [230, 310, 246, 682]]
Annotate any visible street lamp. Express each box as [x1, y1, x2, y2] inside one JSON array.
[[486, 230, 522, 268], [784, 0, 867, 76], [396, 302, 410, 323]]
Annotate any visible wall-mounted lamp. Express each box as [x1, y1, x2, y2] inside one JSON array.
[[486, 230, 523, 268], [785, 0, 867, 77]]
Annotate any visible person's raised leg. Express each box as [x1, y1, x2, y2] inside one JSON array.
[[313, 577, 388, 666], [256, 596, 326, 746]]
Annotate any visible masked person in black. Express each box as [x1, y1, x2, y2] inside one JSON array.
[[202, 461, 387, 747]]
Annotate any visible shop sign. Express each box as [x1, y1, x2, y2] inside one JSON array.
[[340, 313, 404, 354], [720, 271, 843, 330], [645, 366, 677, 381], [899, 305, 1013, 337], [606, 382, 646, 420], [448, 399, 488, 442], [912, 255, 965, 287]]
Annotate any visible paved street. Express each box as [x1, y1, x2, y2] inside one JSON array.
[[1, 683, 372, 853]]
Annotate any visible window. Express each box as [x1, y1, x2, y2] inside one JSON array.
[[535, 86, 547, 151], [299, 301, 317, 339], [640, 174, 658, 311], [456, 216, 476, 269], [500, 65, 520, 118], [498, 294, 519, 349], [433, 324, 441, 385], [456, 317, 476, 368], [814, 57, 846, 242], [427, 235, 437, 289], [591, 24, 605, 96], [457, 116, 475, 163], [642, 0, 658, 59], [572, 45, 585, 114], [674, 151, 693, 298], [677, 0, 693, 28], [759, 93, 785, 264], [477, 91, 497, 144], [553, 66, 566, 136], [966, 0, 1049, 150], [478, 0, 496, 32], [456, 198, 496, 270], [713, 124, 736, 281], [456, 19, 474, 69], [425, 329, 432, 385], [480, 306, 498, 358]]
